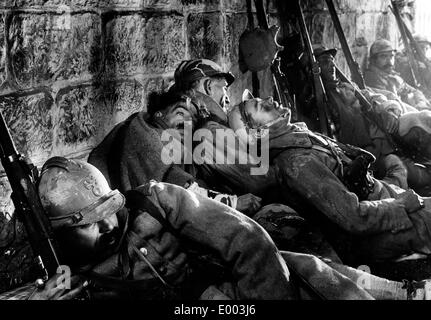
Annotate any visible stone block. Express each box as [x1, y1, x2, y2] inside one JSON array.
[[355, 12, 379, 46], [180, 0, 220, 11], [335, 0, 390, 12], [55, 79, 161, 153], [0, 92, 53, 162], [0, 14, 6, 86], [56, 85, 108, 149], [309, 12, 335, 47], [73, 0, 179, 9], [187, 13, 223, 61], [105, 14, 185, 76], [8, 0, 72, 8], [9, 13, 101, 88]]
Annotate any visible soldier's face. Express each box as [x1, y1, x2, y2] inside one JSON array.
[[419, 43, 431, 60], [207, 78, 230, 111], [61, 213, 120, 262], [162, 100, 194, 132], [375, 52, 395, 72], [317, 54, 337, 82], [229, 96, 284, 129]]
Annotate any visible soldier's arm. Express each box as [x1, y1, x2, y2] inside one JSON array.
[[276, 152, 413, 235], [398, 81, 431, 110], [146, 181, 293, 300]]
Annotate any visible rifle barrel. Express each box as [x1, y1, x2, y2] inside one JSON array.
[[295, 0, 332, 136], [325, 0, 366, 89]]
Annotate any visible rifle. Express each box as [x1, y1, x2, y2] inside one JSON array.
[[253, 0, 298, 121], [390, 0, 424, 89], [325, 0, 366, 90], [390, 4, 431, 88], [293, 0, 333, 137], [335, 66, 398, 150], [0, 109, 61, 282]]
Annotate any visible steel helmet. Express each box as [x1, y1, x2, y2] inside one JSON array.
[[370, 39, 397, 58], [313, 44, 338, 58], [37, 157, 125, 229], [413, 34, 431, 46], [239, 25, 284, 72], [174, 59, 235, 90], [252, 204, 305, 242]]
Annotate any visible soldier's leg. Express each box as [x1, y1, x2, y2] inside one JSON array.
[[280, 251, 374, 300]]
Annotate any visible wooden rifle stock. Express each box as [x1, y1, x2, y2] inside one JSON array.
[[390, 1, 424, 89], [0, 110, 61, 281], [325, 0, 366, 90]]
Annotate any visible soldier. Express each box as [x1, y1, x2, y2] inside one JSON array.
[[170, 58, 234, 116], [228, 93, 431, 267], [171, 58, 279, 197], [364, 39, 431, 111], [8, 156, 431, 301], [316, 45, 431, 195], [395, 34, 431, 98], [88, 90, 262, 216]]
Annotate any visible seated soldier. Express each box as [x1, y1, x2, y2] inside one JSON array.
[[3, 157, 431, 300], [395, 34, 431, 99], [228, 92, 431, 268], [316, 45, 431, 195], [364, 39, 431, 111]]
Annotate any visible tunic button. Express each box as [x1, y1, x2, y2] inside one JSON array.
[[159, 266, 167, 275], [139, 247, 148, 256]]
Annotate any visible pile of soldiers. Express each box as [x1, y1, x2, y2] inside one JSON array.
[[3, 0, 431, 301]]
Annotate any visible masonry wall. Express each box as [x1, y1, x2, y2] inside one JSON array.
[[0, 0, 398, 292]]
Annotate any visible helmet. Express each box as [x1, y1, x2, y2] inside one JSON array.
[[312, 44, 338, 58], [370, 39, 397, 58], [174, 59, 235, 90], [252, 204, 305, 242], [38, 157, 125, 229], [413, 34, 431, 45], [239, 25, 284, 72]]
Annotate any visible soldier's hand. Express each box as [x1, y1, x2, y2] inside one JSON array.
[[415, 101, 430, 111], [29, 274, 88, 300], [396, 189, 425, 213], [236, 193, 262, 216]]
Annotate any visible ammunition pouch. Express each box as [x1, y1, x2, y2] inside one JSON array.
[[312, 134, 376, 201]]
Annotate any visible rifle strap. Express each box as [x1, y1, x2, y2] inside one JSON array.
[[245, 0, 260, 97]]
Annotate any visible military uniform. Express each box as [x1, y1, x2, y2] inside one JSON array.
[[364, 65, 431, 111], [267, 119, 431, 263], [324, 80, 409, 188], [82, 181, 373, 300]]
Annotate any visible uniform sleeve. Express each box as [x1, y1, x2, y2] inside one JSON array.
[[398, 81, 431, 110], [276, 152, 413, 235], [146, 181, 294, 300]]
